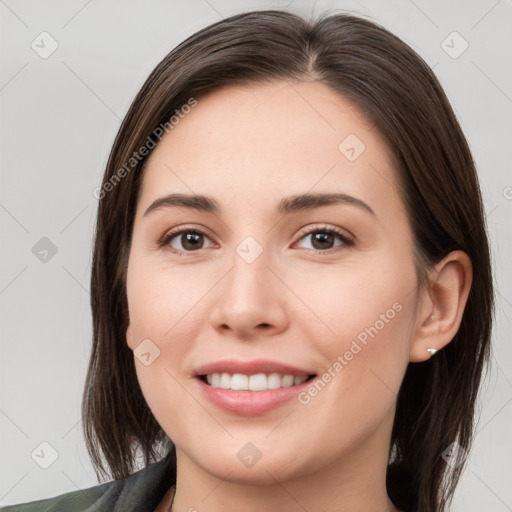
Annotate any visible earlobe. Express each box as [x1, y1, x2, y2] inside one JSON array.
[[410, 250, 473, 362]]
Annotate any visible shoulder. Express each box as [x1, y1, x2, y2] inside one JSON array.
[[0, 451, 176, 512], [0, 481, 111, 512]]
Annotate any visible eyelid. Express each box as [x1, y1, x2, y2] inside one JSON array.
[[294, 223, 355, 243]]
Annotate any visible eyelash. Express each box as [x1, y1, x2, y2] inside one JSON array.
[[158, 224, 355, 256]]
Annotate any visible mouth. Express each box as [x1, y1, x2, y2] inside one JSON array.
[[193, 359, 317, 416], [197, 372, 316, 391]]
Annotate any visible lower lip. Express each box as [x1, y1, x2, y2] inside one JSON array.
[[196, 377, 313, 416]]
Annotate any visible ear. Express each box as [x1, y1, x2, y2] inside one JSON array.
[[410, 250, 472, 362], [126, 321, 134, 351]]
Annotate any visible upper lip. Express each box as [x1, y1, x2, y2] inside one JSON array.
[[195, 359, 315, 377]]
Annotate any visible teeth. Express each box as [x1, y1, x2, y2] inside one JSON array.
[[231, 373, 249, 390], [267, 373, 282, 389], [204, 373, 309, 391], [220, 373, 231, 389], [281, 375, 294, 387], [249, 373, 267, 391], [294, 375, 306, 385]]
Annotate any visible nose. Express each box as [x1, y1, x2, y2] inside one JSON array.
[[209, 247, 289, 341]]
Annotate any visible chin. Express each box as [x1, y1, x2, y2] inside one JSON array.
[[179, 440, 313, 485]]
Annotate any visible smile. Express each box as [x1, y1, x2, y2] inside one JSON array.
[[201, 372, 310, 391], [193, 359, 317, 416]]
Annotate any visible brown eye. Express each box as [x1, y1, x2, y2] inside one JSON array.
[[161, 229, 214, 254], [295, 227, 354, 253], [177, 232, 205, 251], [310, 231, 336, 250]]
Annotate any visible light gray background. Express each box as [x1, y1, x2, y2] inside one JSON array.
[[1, 0, 511, 510]]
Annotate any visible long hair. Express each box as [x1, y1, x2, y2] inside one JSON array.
[[82, 10, 494, 512]]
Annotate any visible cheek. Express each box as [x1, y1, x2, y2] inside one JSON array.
[[296, 254, 416, 352], [125, 255, 213, 432], [293, 252, 416, 407], [293, 292, 415, 463], [126, 253, 211, 342]]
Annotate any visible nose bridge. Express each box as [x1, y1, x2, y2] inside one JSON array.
[[225, 220, 273, 288], [210, 232, 288, 336], [226, 235, 273, 308]]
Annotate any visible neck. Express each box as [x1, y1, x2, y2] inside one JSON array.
[[169, 414, 400, 512]]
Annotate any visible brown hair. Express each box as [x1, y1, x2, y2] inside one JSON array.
[[83, 10, 494, 512]]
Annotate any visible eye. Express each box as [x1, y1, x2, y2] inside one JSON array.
[[294, 225, 354, 253], [158, 224, 354, 256], [159, 228, 216, 255]]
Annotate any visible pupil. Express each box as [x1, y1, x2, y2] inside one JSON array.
[[182, 233, 203, 251], [313, 232, 333, 249]]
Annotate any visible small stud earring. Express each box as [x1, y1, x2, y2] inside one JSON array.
[[427, 348, 438, 356]]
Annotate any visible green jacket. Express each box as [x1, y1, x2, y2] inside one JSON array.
[[0, 452, 176, 512]]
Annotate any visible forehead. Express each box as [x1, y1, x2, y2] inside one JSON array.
[[137, 81, 400, 220]]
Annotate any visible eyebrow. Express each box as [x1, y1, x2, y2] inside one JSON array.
[[143, 192, 376, 218]]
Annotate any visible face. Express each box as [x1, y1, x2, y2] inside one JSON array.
[[125, 80, 420, 484]]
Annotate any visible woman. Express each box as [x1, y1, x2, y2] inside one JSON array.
[[2, 8, 494, 512]]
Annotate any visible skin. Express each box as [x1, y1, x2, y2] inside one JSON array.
[[125, 80, 472, 512]]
